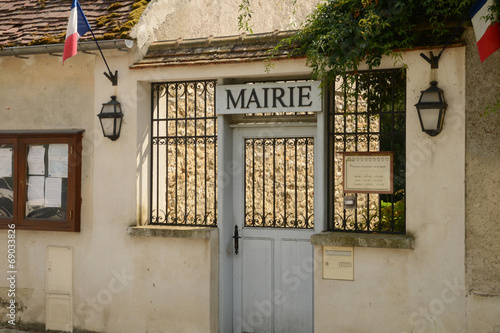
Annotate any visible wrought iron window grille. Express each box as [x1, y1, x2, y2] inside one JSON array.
[[150, 80, 217, 226], [244, 137, 314, 229], [327, 69, 406, 234]]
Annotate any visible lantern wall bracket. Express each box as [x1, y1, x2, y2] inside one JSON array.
[[104, 70, 118, 86], [420, 51, 441, 69], [419, 9, 470, 70]]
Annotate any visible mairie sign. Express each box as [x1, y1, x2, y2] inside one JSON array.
[[215, 81, 321, 115]]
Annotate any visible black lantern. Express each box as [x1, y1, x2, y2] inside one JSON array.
[[97, 96, 123, 141], [415, 81, 447, 136]]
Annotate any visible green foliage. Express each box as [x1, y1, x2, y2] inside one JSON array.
[[238, 0, 300, 32], [375, 190, 405, 233], [266, 0, 499, 81], [482, 93, 500, 116], [238, 0, 254, 34], [483, 0, 500, 23], [379, 199, 405, 232]]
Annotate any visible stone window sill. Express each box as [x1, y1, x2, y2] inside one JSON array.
[[310, 232, 414, 250], [128, 225, 217, 240]]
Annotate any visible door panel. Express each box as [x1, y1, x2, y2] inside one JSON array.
[[241, 237, 274, 332], [279, 239, 313, 333], [233, 127, 315, 333]]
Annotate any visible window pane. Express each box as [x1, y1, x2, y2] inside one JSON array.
[[0, 144, 14, 219], [25, 144, 68, 221]]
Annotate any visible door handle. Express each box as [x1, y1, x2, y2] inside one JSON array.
[[233, 225, 242, 255]]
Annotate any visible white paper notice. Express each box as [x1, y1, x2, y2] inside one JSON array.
[[0, 148, 12, 177], [343, 154, 393, 193], [48, 144, 68, 178], [45, 178, 62, 207], [28, 146, 45, 175], [27, 176, 45, 206]]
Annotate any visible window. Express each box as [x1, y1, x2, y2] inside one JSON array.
[[244, 137, 314, 229], [150, 80, 217, 226], [327, 69, 406, 234], [0, 131, 83, 232]]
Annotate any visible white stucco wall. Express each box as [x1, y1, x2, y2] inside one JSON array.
[[0, 1, 469, 332], [0, 53, 96, 328], [0, 50, 218, 333], [314, 47, 466, 333], [123, 43, 466, 333], [0, 2, 324, 332], [0, 42, 468, 333], [92, 51, 219, 333]]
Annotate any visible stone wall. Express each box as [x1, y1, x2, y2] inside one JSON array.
[[464, 26, 500, 331]]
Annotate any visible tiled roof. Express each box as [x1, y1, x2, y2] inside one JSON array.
[[0, 0, 149, 47], [131, 31, 304, 69]]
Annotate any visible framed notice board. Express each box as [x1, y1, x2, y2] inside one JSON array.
[[342, 152, 394, 194], [0, 130, 83, 232]]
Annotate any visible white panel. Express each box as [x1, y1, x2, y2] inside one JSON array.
[[241, 237, 273, 333], [46, 246, 73, 295], [278, 239, 314, 333], [46, 295, 73, 332]]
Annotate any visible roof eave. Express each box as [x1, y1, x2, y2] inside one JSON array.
[[130, 31, 300, 69], [0, 39, 134, 58]]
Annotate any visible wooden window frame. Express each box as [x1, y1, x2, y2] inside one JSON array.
[[0, 130, 83, 232]]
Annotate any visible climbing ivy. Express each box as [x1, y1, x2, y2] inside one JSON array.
[[240, 0, 500, 83]]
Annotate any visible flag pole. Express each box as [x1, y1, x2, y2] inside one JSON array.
[[65, 0, 118, 86], [88, 30, 118, 86]]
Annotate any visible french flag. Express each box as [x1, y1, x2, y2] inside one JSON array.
[[63, 0, 92, 64], [470, 0, 500, 62]]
